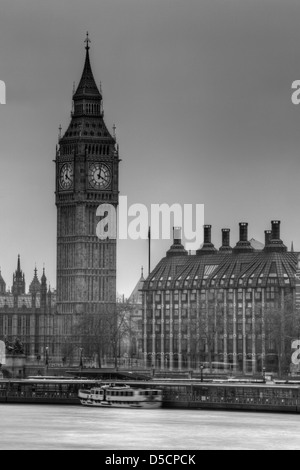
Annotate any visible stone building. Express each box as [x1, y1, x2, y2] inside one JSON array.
[[53, 33, 120, 362], [0, 256, 56, 360], [142, 221, 299, 375], [127, 269, 145, 364], [0, 36, 119, 368]]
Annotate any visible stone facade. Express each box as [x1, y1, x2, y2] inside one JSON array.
[[0, 37, 119, 368], [142, 221, 300, 376]]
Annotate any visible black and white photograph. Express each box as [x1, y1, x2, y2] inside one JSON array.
[[1, 0, 300, 452]]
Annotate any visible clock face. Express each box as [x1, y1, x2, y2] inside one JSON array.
[[88, 163, 111, 190], [59, 163, 74, 190]]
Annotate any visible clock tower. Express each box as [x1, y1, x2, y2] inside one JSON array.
[[55, 34, 119, 318]]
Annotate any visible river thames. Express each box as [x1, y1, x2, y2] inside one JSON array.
[[0, 405, 300, 450]]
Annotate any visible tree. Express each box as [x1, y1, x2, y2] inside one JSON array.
[[60, 336, 76, 367], [263, 292, 300, 377], [184, 298, 224, 373], [74, 301, 136, 369]]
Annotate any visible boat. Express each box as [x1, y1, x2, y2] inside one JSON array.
[[78, 383, 163, 408]]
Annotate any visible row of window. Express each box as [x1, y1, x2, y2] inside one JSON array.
[[74, 103, 101, 115], [70, 122, 103, 129], [151, 287, 277, 303]]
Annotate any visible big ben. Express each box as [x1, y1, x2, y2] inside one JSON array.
[[55, 34, 119, 318]]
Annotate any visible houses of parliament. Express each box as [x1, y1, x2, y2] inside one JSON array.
[[0, 35, 120, 368], [1, 36, 300, 377]]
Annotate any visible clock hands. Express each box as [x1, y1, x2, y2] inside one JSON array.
[[60, 164, 73, 190], [96, 169, 109, 184], [89, 163, 111, 189]]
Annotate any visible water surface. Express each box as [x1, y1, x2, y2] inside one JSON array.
[[0, 405, 299, 450]]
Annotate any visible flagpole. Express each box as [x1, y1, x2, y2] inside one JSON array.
[[148, 226, 151, 276]]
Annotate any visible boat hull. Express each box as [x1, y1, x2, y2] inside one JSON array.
[[78, 386, 163, 409], [79, 399, 162, 409]]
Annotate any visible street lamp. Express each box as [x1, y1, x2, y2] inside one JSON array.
[[262, 367, 266, 383], [79, 348, 84, 377], [200, 364, 204, 383], [45, 347, 49, 376]]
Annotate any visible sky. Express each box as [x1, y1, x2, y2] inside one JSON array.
[[1, 0, 300, 297]]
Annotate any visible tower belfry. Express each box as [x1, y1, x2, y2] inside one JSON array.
[[55, 35, 120, 318], [12, 255, 25, 296]]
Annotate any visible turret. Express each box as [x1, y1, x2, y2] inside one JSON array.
[[12, 255, 26, 296], [29, 267, 41, 310], [41, 268, 47, 312]]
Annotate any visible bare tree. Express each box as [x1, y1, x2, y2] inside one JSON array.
[[186, 298, 224, 373], [61, 337, 75, 367], [263, 292, 300, 377], [73, 301, 136, 369]]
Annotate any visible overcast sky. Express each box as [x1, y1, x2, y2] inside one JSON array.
[[1, 0, 300, 296]]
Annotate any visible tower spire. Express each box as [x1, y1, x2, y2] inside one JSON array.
[[72, 32, 102, 114], [84, 31, 91, 51], [13, 255, 25, 296]]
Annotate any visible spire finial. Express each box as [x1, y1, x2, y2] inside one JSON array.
[[85, 31, 91, 51], [58, 125, 62, 141], [113, 124, 116, 140], [141, 266, 144, 279]]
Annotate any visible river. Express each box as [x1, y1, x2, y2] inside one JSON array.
[[0, 405, 299, 450]]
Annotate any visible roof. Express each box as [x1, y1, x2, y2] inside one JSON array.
[[142, 249, 299, 291], [249, 238, 264, 251], [73, 43, 102, 100], [128, 273, 145, 305], [60, 39, 115, 145], [29, 269, 41, 295], [0, 292, 57, 311]]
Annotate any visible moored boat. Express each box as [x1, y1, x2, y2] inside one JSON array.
[[78, 383, 163, 408]]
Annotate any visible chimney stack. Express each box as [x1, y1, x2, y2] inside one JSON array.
[[233, 222, 254, 253], [271, 220, 280, 240], [196, 225, 217, 255], [204, 225, 212, 244], [166, 227, 188, 257], [239, 222, 248, 242], [264, 220, 287, 253], [219, 229, 232, 252], [264, 230, 272, 247], [173, 226, 182, 244]]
